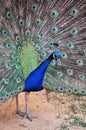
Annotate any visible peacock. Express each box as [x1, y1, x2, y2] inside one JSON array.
[[0, 0, 86, 121]]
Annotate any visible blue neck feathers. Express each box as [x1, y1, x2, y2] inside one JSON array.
[[36, 54, 53, 74], [24, 54, 53, 92]]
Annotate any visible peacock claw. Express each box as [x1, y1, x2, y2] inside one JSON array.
[[23, 113, 32, 121], [23, 113, 38, 121]]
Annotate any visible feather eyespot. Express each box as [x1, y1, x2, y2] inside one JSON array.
[[50, 10, 58, 18], [4, 79, 9, 84], [66, 89, 72, 94], [70, 8, 78, 16], [41, 52, 47, 57], [58, 86, 64, 92], [19, 18, 24, 27], [35, 35, 42, 42], [6, 10, 13, 20], [51, 27, 59, 34], [35, 19, 42, 27], [15, 36, 21, 43], [31, 4, 38, 12], [79, 74, 85, 80], [70, 28, 78, 35], [67, 69, 73, 76], [2, 29, 8, 37], [35, 45, 40, 51], [57, 71, 63, 77], [0, 97, 4, 102], [16, 77, 21, 83], [25, 29, 31, 37], [61, 53, 67, 59], [5, 63, 11, 69], [66, 42, 74, 49], [76, 59, 83, 66]]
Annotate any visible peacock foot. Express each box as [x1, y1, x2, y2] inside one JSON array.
[[16, 109, 25, 117], [16, 110, 37, 121], [23, 113, 38, 121]]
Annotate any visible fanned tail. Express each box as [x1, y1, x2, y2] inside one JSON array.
[[0, 0, 86, 103]]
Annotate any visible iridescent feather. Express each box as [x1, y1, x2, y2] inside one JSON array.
[[0, 0, 86, 109]]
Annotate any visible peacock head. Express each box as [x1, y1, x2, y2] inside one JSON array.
[[52, 51, 61, 60]]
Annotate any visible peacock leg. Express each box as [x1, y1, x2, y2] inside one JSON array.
[[16, 94, 25, 116], [24, 92, 33, 121], [24, 92, 38, 121]]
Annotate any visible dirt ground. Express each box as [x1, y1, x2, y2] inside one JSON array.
[[0, 90, 86, 130]]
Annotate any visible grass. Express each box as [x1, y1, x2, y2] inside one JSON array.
[[69, 116, 86, 127], [60, 123, 69, 130], [60, 114, 86, 130], [69, 104, 78, 114], [19, 123, 27, 128]]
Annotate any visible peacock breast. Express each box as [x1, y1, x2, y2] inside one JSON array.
[[19, 44, 39, 79]]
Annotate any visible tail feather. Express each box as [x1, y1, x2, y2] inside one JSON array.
[[0, 0, 86, 102]]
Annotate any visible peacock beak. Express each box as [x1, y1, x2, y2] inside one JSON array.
[[53, 54, 56, 59]]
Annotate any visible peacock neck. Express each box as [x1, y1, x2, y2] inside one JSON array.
[[37, 54, 53, 74]]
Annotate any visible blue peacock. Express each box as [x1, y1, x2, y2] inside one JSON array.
[[0, 0, 86, 121]]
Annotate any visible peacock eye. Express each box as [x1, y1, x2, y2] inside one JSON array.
[[11, 53, 17, 59], [66, 42, 74, 49], [35, 45, 40, 51], [10, 92, 14, 96], [55, 87, 58, 91], [58, 86, 64, 92], [4, 78, 9, 84], [2, 29, 8, 37], [25, 29, 31, 37], [19, 18, 24, 27], [49, 41, 54, 47], [50, 60, 56, 66], [67, 69, 73, 76], [41, 52, 47, 57], [35, 19, 42, 27], [49, 42, 53, 46], [6, 93, 9, 98], [16, 36, 21, 43], [76, 59, 83, 66], [66, 88, 72, 94], [61, 53, 67, 59], [5, 43, 11, 49], [81, 90, 85, 95], [35, 35, 42, 42], [79, 74, 85, 80], [0, 97, 4, 102], [70, 8, 78, 16], [31, 4, 38, 12], [70, 28, 78, 35], [17, 46, 22, 52], [57, 71, 63, 77], [73, 88, 78, 94], [51, 26, 59, 34], [50, 10, 58, 19], [6, 10, 13, 20], [15, 64, 20, 69], [16, 77, 21, 83], [18, 87, 22, 91], [5, 63, 11, 69]]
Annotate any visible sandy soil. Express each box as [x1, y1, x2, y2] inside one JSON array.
[[0, 90, 86, 130]]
